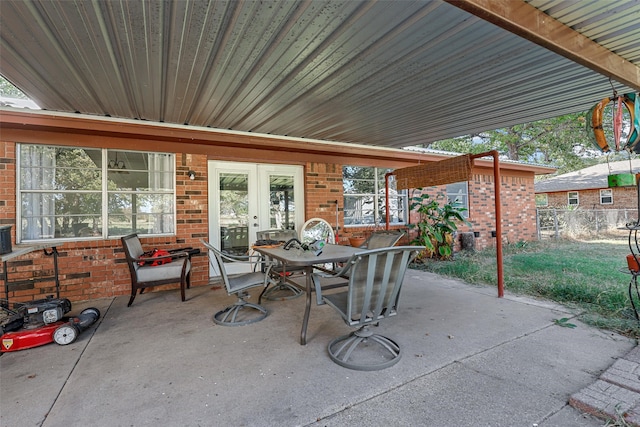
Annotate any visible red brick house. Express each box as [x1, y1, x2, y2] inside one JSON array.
[[0, 1, 632, 305], [535, 160, 640, 210], [0, 108, 553, 303]]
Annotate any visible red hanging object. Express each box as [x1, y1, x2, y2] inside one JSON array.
[[613, 96, 623, 151]]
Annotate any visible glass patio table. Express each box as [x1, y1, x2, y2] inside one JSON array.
[[253, 243, 360, 345]]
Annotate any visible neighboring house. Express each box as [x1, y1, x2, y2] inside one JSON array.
[[1, 109, 553, 303], [535, 160, 640, 210]]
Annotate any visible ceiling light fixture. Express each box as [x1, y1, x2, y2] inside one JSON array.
[[108, 152, 125, 169]]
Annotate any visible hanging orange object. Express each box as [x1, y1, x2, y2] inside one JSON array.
[[586, 94, 636, 153]]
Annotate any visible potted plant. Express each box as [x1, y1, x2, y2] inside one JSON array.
[[348, 234, 367, 247], [409, 191, 470, 260]]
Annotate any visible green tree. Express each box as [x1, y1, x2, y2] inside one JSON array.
[[0, 75, 28, 98], [53, 148, 102, 234], [429, 113, 601, 175]]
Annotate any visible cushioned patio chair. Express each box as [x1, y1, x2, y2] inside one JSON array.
[[255, 229, 304, 300], [312, 245, 424, 370], [121, 234, 191, 307], [202, 239, 274, 326]]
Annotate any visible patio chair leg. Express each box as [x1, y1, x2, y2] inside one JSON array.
[[261, 281, 303, 301], [213, 299, 268, 326], [258, 283, 269, 304], [127, 290, 137, 307], [327, 326, 402, 371]]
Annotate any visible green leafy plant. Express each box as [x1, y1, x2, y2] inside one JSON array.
[[409, 191, 470, 260]]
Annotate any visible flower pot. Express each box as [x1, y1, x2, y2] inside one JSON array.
[[348, 236, 367, 247]]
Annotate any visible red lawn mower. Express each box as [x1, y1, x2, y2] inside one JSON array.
[[1, 296, 100, 353]]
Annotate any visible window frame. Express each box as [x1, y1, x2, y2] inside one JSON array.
[[446, 182, 469, 218], [568, 191, 579, 206], [535, 193, 549, 207], [16, 144, 176, 243], [342, 166, 408, 227], [599, 189, 613, 205]]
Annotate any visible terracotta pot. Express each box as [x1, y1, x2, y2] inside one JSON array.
[[348, 236, 367, 247]]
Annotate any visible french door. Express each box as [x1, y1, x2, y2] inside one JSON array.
[[208, 161, 304, 275]]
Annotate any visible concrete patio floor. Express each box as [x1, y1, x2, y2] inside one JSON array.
[[1, 269, 635, 427]]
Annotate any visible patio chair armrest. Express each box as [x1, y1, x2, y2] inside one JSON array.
[[313, 257, 355, 280], [133, 252, 191, 270], [131, 254, 172, 264], [311, 263, 352, 306], [310, 273, 325, 305], [262, 262, 278, 285], [235, 254, 257, 261], [252, 256, 275, 272], [169, 251, 190, 259], [146, 253, 177, 261], [218, 251, 262, 263], [221, 253, 273, 273]]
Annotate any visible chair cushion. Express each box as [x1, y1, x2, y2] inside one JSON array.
[[126, 237, 144, 258], [136, 259, 190, 282]]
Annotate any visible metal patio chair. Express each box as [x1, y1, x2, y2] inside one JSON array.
[[312, 245, 424, 370], [202, 239, 273, 326], [120, 234, 191, 307], [255, 229, 304, 300], [336, 231, 406, 282], [358, 230, 405, 249]]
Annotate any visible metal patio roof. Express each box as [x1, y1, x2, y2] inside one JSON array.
[[0, 0, 638, 149]]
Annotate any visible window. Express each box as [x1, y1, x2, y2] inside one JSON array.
[[18, 144, 175, 242], [568, 191, 579, 206], [535, 194, 548, 207], [446, 182, 469, 218], [343, 166, 407, 226], [600, 189, 613, 205]]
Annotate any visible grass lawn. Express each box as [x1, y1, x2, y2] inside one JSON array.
[[411, 237, 640, 338]]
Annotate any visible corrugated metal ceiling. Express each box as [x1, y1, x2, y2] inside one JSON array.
[[0, 0, 638, 148]]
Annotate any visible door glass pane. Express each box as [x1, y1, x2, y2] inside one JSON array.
[[269, 175, 295, 230], [219, 173, 249, 256]]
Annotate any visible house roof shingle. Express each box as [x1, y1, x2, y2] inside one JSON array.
[[534, 160, 640, 193]]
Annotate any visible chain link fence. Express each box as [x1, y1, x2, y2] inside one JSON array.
[[536, 208, 638, 239]]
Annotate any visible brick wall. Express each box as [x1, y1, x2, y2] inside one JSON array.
[[1, 147, 539, 304], [0, 142, 209, 304], [466, 172, 537, 247], [0, 142, 16, 229], [544, 187, 637, 209], [403, 172, 537, 249], [304, 162, 345, 242], [304, 161, 538, 249]]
